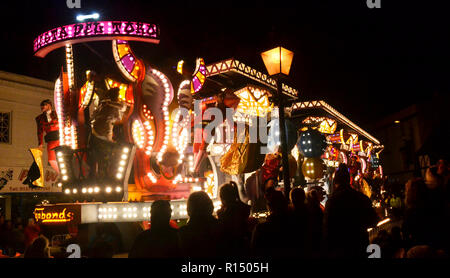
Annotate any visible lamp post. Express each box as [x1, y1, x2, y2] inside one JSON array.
[[261, 46, 294, 198]]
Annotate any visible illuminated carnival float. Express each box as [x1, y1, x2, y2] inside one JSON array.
[[31, 18, 297, 226], [287, 101, 384, 199], [31, 19, 381, 227]]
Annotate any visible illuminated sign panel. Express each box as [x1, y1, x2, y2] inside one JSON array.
[[33, 205, 81, 225], [34, 21, 160, 57]]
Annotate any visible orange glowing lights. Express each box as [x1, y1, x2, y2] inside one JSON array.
[[261, 47, 294, 76], [33, 207, 75, 224]]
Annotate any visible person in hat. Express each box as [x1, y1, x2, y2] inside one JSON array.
[[35, 99, 60, 172]]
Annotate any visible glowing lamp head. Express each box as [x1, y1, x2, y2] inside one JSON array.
[[261, 46, 294, 76]]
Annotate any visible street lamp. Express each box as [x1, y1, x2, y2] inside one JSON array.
[[261, 46, 294, 198]]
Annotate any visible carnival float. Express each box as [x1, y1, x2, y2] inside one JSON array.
[[31, 18, 383, 228]]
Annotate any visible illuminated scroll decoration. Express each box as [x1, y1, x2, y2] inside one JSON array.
[[34, 21, 159, 58], [132, 117, 155, 158], [151, 69, 173, 162], [112, 40, 144, 82], [191, 58, 207, 94], [234, 85, 273, 117]]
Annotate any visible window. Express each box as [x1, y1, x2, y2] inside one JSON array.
[[0, 112, 11, 144]]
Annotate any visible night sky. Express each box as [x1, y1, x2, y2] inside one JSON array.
[[1, 0, 449, 128]]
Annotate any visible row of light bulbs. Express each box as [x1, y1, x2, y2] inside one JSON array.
[[115, 147, 130, 180], [97, 203, 191, 220], [96, 199, 224, 221], [64, 186, 122, 194], [57, 152, 69, 181], [54, 78, 66, 148]]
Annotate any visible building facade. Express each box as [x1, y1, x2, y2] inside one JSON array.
[[372, 92, 450, 185], [0, 71, 61, 220]]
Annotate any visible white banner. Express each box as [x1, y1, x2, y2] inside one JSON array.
[[0, 166, 61, 193]]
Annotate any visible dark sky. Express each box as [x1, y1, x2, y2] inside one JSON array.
[[1, 0, 449, 127]]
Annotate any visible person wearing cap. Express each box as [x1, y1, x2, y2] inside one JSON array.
[[35, 99, 60, 172]]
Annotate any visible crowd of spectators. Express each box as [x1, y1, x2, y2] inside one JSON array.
[[1, 160, 448, 259]]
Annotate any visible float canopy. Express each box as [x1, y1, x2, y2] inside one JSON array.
[[33, 20, 160, 58]]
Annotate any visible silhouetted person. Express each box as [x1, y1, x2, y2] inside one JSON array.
[[305, 188, 324, 258], [24, 235, 51, 258], [129, 200, 181, 258], [87, 223, 122, 257], [89, 239, 114, 258], [217, 181, 251, 256], [289, 187, 308, 257], [403, 168, 449, 253], [323, 163, 379, 258], [1, 220, 15, 257], [179, 191, 224, 257], [251, 188, 296, 257]]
